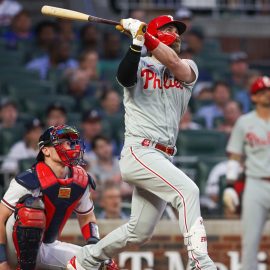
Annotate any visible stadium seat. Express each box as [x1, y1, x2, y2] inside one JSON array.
[[0, 67, 40, 83], [99, 60, 120, 84], [192, 115, 207, 128], [103, 114, 125, 145], [24, 95, 76, 117], [67, 112, 82, 126], [176, 129, 229, 157], [79, 98, 100, 112], [18, 158, 36, 172], [0, 127, 24, 155], [5, 80, 56, 99], [213, 116, 225, 128], [173, 156, 200, 182], [197, 157, 227, 194], [0, 49, 25, 66]]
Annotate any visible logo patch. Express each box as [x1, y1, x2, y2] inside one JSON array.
[[58, 187, 71, 198]]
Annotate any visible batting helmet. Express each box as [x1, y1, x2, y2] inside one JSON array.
[[147, 15, 186, 46], [37, 125, 85, 166], [250, 76, 270, 95]]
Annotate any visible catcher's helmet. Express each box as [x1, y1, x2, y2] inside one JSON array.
[[250, 76, 270, 95], [147, 15, 186, 46], [37, 125, 85, 166]]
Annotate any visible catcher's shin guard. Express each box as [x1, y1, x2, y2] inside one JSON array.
[[12, 195, 46, 270]]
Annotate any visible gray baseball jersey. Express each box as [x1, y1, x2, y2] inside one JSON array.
[[226, 111, 270, 178], [123, 56, 198, 146], [77, 55, 217, 270]]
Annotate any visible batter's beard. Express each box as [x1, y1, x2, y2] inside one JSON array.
[[170, 39, 181, 55]]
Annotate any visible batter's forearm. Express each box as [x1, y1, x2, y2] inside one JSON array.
[[151, 42, 194, 83], [117, 45, 142, 87]]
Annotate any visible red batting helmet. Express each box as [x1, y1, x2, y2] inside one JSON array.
[[147, 15, 186, 46], [250, 76, 270, 95]]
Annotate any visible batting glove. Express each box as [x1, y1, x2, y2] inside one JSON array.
[[116, 18, 146, 47], [223, 187, 239, 213]]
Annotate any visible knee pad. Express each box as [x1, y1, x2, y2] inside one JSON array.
[[184, 217, 208, 258], [12, 195, 46, 270]]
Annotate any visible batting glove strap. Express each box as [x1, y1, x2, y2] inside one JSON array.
[[0, 244, 7, 263], [144, 32, 160, 51], [82, 222, 100, 244]]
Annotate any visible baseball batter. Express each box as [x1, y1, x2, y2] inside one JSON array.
[[224, 76, 270, 270], [0, 125, 117, 270], [68, 16, 216, 270]]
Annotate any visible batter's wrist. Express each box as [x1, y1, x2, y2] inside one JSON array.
[[0, 243, 7, 263], [130, 44, 142, 53], [144, 32, 160, 51]]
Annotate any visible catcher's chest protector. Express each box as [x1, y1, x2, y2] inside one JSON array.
[[36, 162, 89, 243]]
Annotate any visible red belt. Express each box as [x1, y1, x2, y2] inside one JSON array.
[[141, 139, 175, 156]]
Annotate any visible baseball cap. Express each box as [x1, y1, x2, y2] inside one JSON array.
[[82, 109, 102, 123], [24, 118, 43, 133], [175, 7, 193, 20], [230, 51, 248, 63], [0, 98, 17, 109], [46, 102, 67, 115], [36, 126, 54, 161], [193, 81, 213, 97]]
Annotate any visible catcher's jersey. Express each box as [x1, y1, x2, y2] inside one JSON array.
[[2, 178, 93, 213], [122, 56, 198, 146], [226, 111, 270, 178]]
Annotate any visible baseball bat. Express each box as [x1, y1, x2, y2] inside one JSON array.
[[41, 5, 120, 26]]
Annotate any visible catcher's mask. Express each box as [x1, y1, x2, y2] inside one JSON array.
[[147, 15, 186, 46], [37, 125, 85, 166]]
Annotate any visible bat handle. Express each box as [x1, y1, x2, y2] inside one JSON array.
[[142, 25, 147, 33]]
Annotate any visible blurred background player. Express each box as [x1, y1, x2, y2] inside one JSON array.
[[223, 76, 270, 270]]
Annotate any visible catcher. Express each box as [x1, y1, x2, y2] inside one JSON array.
[[0, 125, 118, 270]]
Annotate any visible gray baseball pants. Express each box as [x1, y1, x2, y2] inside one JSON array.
[[241, 177, 270, 270], [77, 145, 216, 270]]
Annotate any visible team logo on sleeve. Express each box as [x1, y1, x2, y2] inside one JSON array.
[[141, 68, 183, 90], [245, 132, 270, 147]]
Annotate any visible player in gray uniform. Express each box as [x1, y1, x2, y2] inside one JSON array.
[[67, 15, 216, 270], [224, 76, 270, 270]]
